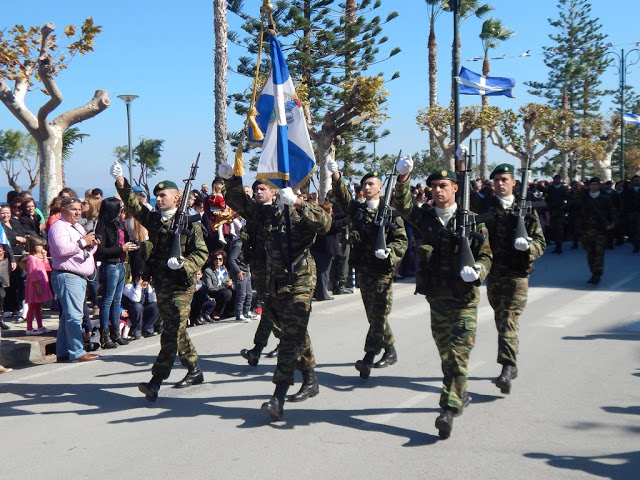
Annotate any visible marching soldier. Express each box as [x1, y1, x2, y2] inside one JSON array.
[[485, 164, 546, 395], [544, 174, 572, 254], [580, 177, 617, 285], [218, 163, 331, 422], [394, 158, 492, 440], [327, 161, 408, 379], [622, 175, 640, 253], [111, 162, 209, 402]]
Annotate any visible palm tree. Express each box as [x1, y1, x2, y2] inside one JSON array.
[[479, 17, 515, 178], [426, 0, 446, 156], [444, 0, 493, 141], [214, 0, 229, 166]]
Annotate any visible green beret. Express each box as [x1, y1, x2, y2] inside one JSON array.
[[361, 171, 381, 184], [427, 168, 457, 186], [490, 163, 516, 179], [153, 180, 179, 195]]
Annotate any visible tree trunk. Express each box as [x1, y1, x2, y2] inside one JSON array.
[[315, 134, 335, 203], [428, 22, 438, 155], [37, 130, 64, 216], [214, 0, 228, 166]]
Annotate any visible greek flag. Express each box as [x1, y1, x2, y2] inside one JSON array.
[[456, 67, 516, 98], [623, 112, 640, 125], [251, 34, 315, 191], [0, 225, 8, 246]]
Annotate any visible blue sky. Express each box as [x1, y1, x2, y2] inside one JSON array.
[[1, 0, 639, 197]]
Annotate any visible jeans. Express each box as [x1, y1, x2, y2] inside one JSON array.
[[235, 275, 253, 318], [52, 271, 87, 360], [99, 263, 126, 331]]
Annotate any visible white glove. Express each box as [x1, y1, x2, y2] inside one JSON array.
[[279, 187, 298, 206], [396, 154, 413, 176], [514, 237, 530, 251], [110, 161, 124, 180], [455, 145, 469, 163], [460, 265, 480, 283], [327, 160, 339, 174], [167, 257, 184, 270], [218, 163, 234, 180], [374, 248, 391, 260]]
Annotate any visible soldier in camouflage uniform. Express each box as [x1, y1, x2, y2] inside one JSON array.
[[485, 164, 546, 395], [111, 163, 209, 402], [237, 180, 319, 403], [219, 164, 331, 422], [622, 175, 640, 253], [327, 161, 408, 379], [394, 159, 492, 440], [580, 177, 617, 285]]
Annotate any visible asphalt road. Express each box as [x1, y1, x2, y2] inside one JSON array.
[[1, 244, 639, 480]]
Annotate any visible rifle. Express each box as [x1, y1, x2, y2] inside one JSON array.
[[512, 155, 545, 242], [373, 150, 401, 254], [168, 153, 200, 264], [454, 140, 484, 272]]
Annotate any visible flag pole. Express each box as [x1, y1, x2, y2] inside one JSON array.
[[262, 0, 296, 282]]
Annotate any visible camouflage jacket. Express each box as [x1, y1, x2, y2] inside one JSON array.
[[224, 176, 331, 294], [394, 176, 492, 299], [484, 196, 546, 278], [332, 177, 407, 274], [579, 191, 617, 233], [116, 179, 209, 289]]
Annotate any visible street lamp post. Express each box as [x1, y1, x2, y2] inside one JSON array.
[[604, 48, 640, 181], [116, 94, 139, 182]]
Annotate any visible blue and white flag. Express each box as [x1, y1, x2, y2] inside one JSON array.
[[456, 67, 516, 98], [623, 112, 640, 125], [0, 225, 9, 246], [250, 34, 315, 191]]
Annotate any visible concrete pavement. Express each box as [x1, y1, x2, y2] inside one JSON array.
[[1, 244, 639, 479]]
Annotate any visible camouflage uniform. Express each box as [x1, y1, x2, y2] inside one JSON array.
[[484, 196, 546, 368], [621, 184, 640, 251], [332, 177, 407, 355], [394, 177, 492, 413], [117, 180, 208, 379], [579, 191, 617, 276], [224, 177, 331, 385]]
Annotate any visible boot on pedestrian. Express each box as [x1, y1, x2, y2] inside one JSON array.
[[100, 328, 117, 349], [495, 364, 518, 394], [355, 352, 375, 379], [240, 345, 263, 367], [138, 375, 163, 402], [373, 345, 398, 368]]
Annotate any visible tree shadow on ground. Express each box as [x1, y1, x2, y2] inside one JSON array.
[[524, 450, 640, 480]]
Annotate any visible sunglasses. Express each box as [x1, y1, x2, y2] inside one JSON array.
[[214, 257, 224, 261]]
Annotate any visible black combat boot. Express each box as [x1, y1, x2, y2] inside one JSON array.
[[454, 390, 472, 417], [587, 273, 601, 285], [240, 345, 263, 367], [373, 345, 398, 369], [110, 325, 129, 346], [495, 365, 518, 394], [336, 281, 353, 295], [355, 352, 375, 379], [552, 242, 563, 254], [266, 345, 279, 358], [174, 362, 204, 388], [288, 368, 319, 402], [435, 409, 454, 439], [100, 328, 117, 349], [138, 375, 163, 402], [261, 382, 289, 422]]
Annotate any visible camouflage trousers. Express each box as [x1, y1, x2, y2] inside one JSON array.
[[582, 229, 607, 275], [151, 285, 198, 380], [487, 274, 529, 367], [356, 270, 395, 354], [426, 292, 479, 413], [264, 282, 316, 385], [252, 285, 282, 348]]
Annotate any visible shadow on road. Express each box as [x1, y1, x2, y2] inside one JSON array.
[[524, 450, 640, 480]]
